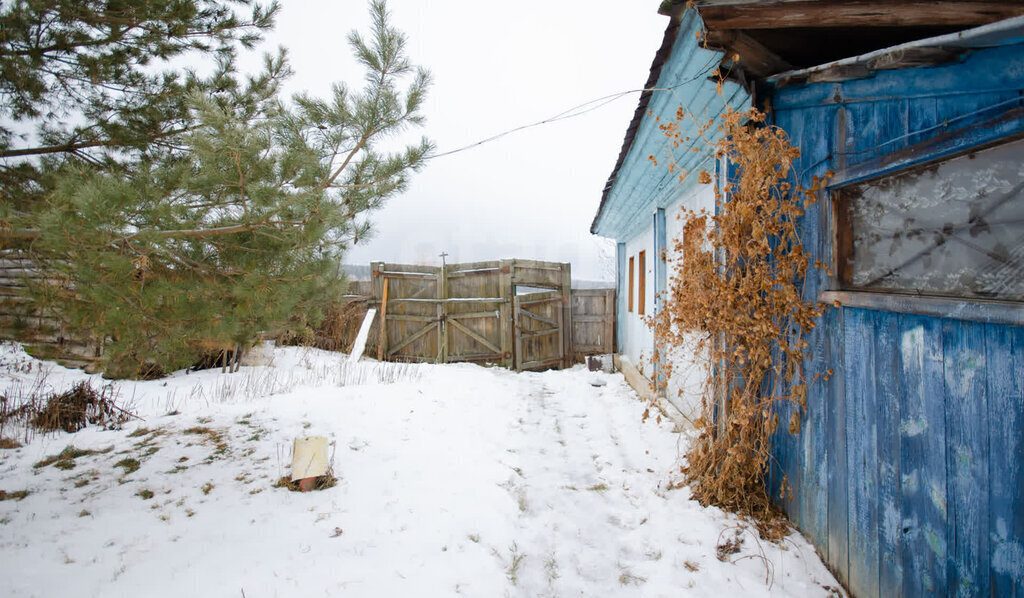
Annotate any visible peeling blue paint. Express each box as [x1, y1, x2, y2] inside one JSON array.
[[925, 528, 947, 560], [900, 418, 927, 437], [991, 521, 1024, 577]]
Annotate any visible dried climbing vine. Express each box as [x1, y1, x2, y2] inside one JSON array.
[[650, 107, 829, 536]]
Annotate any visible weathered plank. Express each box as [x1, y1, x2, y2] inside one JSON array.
[[695, 2, 1024, 30], [943, 319, 990, 597], [448, 318, 501, 355], [845, 307, 880, 598], [387, 321, 436, 357], [827, 307, 850, 584], [820, 291, 1024, 327], [438, 263, 447, 363], [499, 260, 513, 368], [875, 311, 903, 596], [898, 314, 948, 596], [986, 322, 1024, 596]]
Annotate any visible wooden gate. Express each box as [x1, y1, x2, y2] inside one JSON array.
[[513, 290, 564, 371], [445, 261, 511, 364], [570, 288, 616, 360], [368, 259, 573, 370]]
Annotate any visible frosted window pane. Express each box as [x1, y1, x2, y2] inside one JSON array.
[[842, 137, 1024, 301]]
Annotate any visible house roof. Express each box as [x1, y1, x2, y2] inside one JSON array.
[[592, 0, 1024, 235], [681, 0, 1024, 79]]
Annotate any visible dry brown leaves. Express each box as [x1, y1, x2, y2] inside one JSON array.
[[648, 107, 828, 538]]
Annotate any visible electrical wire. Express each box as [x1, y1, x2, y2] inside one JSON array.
[[428, 57, 720, 160]]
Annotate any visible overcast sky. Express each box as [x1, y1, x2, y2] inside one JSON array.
[[250, 1, 668, 281]]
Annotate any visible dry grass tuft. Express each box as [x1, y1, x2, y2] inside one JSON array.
[[272, 472, 338, 492], [1, 382, 136, 436], [34, 445, 111, 470], [0, 489, 30, 501]]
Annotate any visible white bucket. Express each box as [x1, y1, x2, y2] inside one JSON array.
[[240, 340, 276, 367], [291, 436, 329, 481]]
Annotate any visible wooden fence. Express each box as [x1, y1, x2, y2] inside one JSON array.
[[360, 260, 615, 371], [0, 251, 615, 373], [0, 248, 102, 370]]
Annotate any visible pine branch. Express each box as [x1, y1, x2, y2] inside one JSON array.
[[0, 127, 193, 159]]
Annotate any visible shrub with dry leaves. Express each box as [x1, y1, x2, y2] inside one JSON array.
[[649, 107, 829, 536]]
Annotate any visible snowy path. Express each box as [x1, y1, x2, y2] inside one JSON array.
[[0, 346, 841, 597]]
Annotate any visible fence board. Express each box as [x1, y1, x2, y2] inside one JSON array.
[[0, 248, 101, 370]]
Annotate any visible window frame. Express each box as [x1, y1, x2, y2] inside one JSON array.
[[825, 115, 1024, 326], [638, 250, 646, 316], [628, 256, 634, 313]]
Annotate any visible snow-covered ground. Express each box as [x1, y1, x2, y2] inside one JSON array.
[[0, 343, 842, 597]]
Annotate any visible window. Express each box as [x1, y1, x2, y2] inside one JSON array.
[[628, 256, 634, 312], [638, 250, 646, 315], [836, 136, 1024, 302]]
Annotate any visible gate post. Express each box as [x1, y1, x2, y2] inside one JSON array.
[[560, 262, 572, 368], [499, 259, 513, 369], [437, 263, 447, 364]]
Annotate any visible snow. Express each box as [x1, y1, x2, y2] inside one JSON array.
[[0, 342, 842, 597]]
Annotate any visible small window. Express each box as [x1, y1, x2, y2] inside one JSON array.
[[836, 137, 1024, 302], [628, 256, 634, 312], [638, 250, 646, 315]]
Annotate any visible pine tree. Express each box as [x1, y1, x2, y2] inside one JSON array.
[[0, 0, 278, 211], [5, 1, 432, 377]]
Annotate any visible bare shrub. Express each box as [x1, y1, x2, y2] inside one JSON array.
[[1, 381, 137, 436], [650, 107, 828, 536], [314, 300, 369, 352]]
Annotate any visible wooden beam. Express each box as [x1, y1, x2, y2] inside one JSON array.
[[520, 309, 559, 329], [705, 29, 793, 77], [696, 2, 1024, 29], [437, 262, 447, 364], [865, 46, 965, 70], [447, 310, 501, 320], [448, 318, 502, 354], [387, 320, 435, 357], [519, 328, 559, 340], [376, 277, 389, 361]]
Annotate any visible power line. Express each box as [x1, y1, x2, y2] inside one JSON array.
[[428, 58, 720, 161]]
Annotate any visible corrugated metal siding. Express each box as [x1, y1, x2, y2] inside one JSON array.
[[770, 41, 1024, 598], [592, 9, 750, 240]]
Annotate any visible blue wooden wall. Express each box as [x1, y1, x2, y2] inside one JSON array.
[[767, 42, 1024, 597]]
